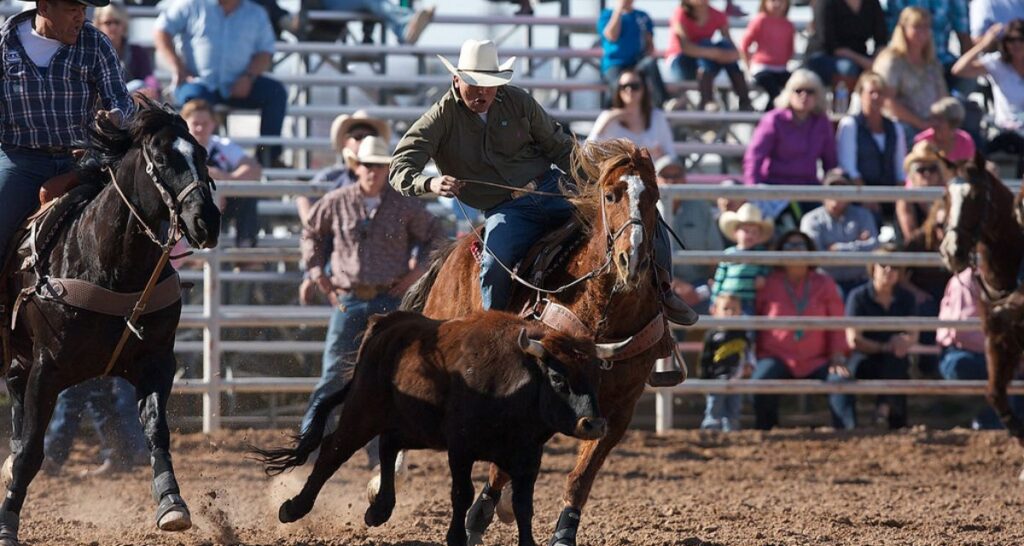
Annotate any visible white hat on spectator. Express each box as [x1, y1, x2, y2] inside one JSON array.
[[330, 110, 391, 153], [345, 136, 393, 169], [438, 39, 515, 87], [718, 202, 774, 242]]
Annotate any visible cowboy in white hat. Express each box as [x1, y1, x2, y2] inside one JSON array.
[[390, 39, 698, 325], [301, 133, 442, 448]]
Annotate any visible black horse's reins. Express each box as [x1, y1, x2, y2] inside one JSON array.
[[101, 144, 208, 375]]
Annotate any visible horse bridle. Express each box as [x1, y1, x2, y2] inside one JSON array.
[[947, 175, 991, 253]]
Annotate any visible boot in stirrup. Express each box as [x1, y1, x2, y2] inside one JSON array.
[[655, 268, 699, 326]]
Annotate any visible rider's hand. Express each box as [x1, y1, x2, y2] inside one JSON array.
[[96, 109, 124, 129], [429, 175, 463, 198]]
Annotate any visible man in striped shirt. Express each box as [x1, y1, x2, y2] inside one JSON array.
[[0, 0, 132, 261]]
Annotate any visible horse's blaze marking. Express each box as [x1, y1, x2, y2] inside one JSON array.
[[947, 182, 971, 250], [173, 137, 199, 185], [621, 174, 645, 277]]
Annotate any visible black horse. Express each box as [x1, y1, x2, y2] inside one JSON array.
[[1, 96, 220, 545]]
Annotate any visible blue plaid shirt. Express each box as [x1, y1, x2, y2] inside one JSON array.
[[885, 0, 969, 66], [0, 10, 133, 149]]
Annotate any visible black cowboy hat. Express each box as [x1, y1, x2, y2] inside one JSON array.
[[19, 0, 111, 7]]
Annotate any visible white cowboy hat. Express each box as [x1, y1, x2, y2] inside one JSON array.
[[437, 39, 515, 87], [344, 136, 393, 169], [330, 110, 391, 153], [718, 202, 774, 242]]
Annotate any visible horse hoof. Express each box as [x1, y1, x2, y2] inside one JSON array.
[[466, 530, 485, 546], [364, 502, 393, 527], [279, 500, 300, 524], [495, 487, 514, 524], [156, 494, 192, 532]]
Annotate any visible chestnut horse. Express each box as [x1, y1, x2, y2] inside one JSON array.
[[401, 140, 673, 546], [940, 155, 1024, 461]]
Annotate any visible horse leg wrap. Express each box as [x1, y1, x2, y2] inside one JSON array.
[[152, 470, 180, 503], [0, 510, 18, 543], [548, 507, 581, 546], [466, 485, 500, 535]]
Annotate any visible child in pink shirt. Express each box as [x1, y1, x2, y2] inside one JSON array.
[[666, 0, 752, 110], [740, 0, 794, 110]]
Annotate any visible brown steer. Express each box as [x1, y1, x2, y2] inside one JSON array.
[[254, 310, 618, 546]]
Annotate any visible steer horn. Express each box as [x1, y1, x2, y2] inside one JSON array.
[[518, 328, 547, 359], [595, 336, 634, 360]]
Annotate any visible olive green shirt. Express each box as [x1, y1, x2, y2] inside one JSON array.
[[389, 84, 574, 210]]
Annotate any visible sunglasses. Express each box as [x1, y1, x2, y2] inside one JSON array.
[[794, 88, 816, 96], [619, 82, 643, 92], [913, 164, 939, 175], [348, 132, 375, 141]]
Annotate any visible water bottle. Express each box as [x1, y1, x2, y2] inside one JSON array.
[[834, 82, 850, 115]]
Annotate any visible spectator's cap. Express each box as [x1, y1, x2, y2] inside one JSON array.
[[344, 136, 393, 169], [654, 155, 684, 176], [330, 110, 391, 153], [718, 203, 774, 242], [822, 168, 855, 186], [21, 0, 110, 6], [438, 39, 515, 87]]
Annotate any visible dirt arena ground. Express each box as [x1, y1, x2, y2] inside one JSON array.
[[8, 427, 1024, 546]]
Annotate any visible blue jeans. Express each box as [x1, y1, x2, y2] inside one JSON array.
[[322, 0, 413, 42], [937, 347, 1024, 430], [45, 377, 147, 467], [803, 53, 861, 86], [174, 76, 288, 163], [751, 357, 847, 430], [0, 147, 75, 261], [668, 40, 742, 81], [831, 351, 910, 430], [301, 292, 401, 434], [480, 170, 573, 311], [702, 391, 743, 431]]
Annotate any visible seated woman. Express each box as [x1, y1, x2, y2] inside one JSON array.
[[835, 71, 907, 223], [739, 0, 795, 110], [912, 98, 976, 165], [588, 68, 676, 161], [93, 4, 159, 99], [802, 0, 887, 98], [952, 20, 1024, 161], [752, 230, 849, 430], [834, 246, 917, 430], [666, 0, 752, 111], [873, 7, 949, 141], [743, 69, 838, 228], [896, 141, 952, 242]]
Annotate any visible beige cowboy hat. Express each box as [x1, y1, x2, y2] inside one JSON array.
[[903, 140, 953, 176], [344, 136, 393, 169], [437, 39, 515, 87], [330, 110, 391, 153], [718, 202, 774, 242]]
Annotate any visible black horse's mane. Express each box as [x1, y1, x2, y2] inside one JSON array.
[[77, 94, 188, 185]]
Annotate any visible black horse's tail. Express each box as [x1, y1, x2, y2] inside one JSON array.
[[251, 382, 353, 475], [401, 239, 458, 312]]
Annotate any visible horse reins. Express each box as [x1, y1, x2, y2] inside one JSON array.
[[101, 144, 210, 376]]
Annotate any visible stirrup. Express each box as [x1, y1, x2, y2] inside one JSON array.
[[647, 345, 687, 387]]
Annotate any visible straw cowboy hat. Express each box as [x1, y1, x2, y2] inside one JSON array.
[[330, 110, 391, 153], [437, 39, 515, 87], [344, 136, 393, 170], [903, 140, 953, 177], [718, 202, 775, 242]]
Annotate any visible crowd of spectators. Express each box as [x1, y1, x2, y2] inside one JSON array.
[[81, 0, 1024, 436]]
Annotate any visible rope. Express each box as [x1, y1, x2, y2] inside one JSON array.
[[458, 177, 567, 197]]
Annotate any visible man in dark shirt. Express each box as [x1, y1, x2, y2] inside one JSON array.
[[832, 250, 918, 430]]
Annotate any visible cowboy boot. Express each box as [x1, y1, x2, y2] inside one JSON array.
[[726, 68, 754, 111], [697, 68, 716, 110], [656, 267, 699, 326]]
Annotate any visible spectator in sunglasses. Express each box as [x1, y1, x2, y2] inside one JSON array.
[[93, 4, 159, 99], [896, 140, 953, 241], [588, 68, 677, 162], [953, 20, 1024, 162]]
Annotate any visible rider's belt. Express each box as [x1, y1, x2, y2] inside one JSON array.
[[347, 283, 391, 300], [510, 180, 538, 200]]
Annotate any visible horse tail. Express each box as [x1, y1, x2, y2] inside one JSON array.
[[401, 239, 458, 312], [250, 383, 353, 476]]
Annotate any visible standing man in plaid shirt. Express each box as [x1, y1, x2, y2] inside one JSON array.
[[0, 0, 132, 262]]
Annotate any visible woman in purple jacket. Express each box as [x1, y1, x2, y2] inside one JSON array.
[[743, 68, 838, 230], [94, 4, 160, 100]]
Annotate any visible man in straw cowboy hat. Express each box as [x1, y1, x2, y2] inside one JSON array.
[[0, 0, 132, 266], [301, 135, 443, 441], [390, 39, 698, 325]]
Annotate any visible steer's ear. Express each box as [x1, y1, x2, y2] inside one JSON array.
[[518, 328, 547, 359]]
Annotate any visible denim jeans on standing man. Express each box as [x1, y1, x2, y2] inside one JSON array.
[[0, 147, 76, 262], [322, 0, 413, 42], [45, 377, 148, 468]]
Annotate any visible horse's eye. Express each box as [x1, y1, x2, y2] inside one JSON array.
[[605, 192, 615, 203]]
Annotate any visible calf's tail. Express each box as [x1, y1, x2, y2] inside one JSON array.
[[250, 382, 353, 475]]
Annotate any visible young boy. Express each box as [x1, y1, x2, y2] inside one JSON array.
[[699, 292, 755, 431], [712, 203, 773, 314]]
